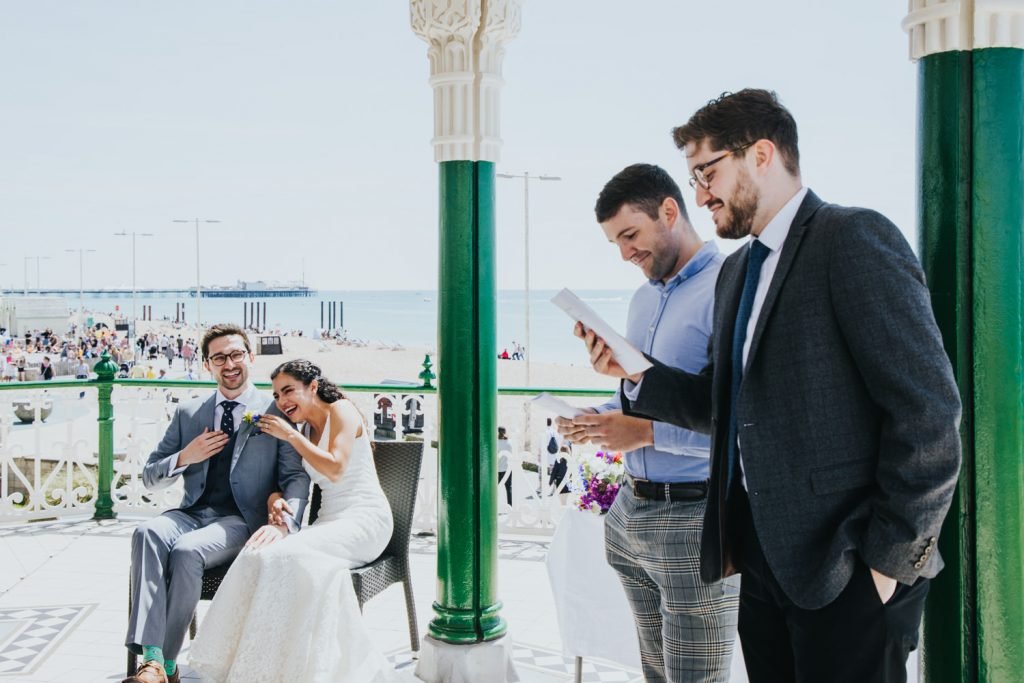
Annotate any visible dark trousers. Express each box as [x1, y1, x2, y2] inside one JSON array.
[[498, 471, 512, 506], [731, 491, 928, 683]]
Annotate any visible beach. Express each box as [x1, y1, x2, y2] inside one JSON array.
[[132, 320, 617, 391]]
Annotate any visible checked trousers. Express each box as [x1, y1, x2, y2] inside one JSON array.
[[605, 486, 740, 683]]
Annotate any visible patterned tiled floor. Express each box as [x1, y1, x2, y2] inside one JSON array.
[[0, 605, 94, 676], [0, 517, 652, 682], [384, 643, 642, 683], [0, 517, 132, 538]]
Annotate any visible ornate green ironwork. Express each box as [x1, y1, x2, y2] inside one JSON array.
[[92, 351, 118, 521], [419, 354, 436, 389]]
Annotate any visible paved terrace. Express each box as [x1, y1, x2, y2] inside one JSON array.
[[0, 515, 762, 683]]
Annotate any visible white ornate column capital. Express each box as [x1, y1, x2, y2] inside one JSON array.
[[411, 0, 522, 162], [903, 0, 1024, 61]]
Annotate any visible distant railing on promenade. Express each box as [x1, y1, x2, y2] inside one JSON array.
[[0, 356, 613, 536]]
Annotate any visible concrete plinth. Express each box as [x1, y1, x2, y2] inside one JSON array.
[[414, 635, 520, 683]]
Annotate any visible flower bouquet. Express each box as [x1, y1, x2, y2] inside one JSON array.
[[573, 450, 625, 514]]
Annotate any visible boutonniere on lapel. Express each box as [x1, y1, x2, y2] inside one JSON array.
[[242, 411, 263, 435]]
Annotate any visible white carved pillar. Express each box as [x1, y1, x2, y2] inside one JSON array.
[[411, 0, 521, 162]]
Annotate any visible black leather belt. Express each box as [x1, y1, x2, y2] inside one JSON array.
[[627, 475, 708, 502]]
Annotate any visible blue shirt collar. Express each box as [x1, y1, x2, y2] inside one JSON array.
[[650, 241, 720, 291]]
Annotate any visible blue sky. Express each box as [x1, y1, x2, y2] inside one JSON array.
[[0, 1, 917, 292]]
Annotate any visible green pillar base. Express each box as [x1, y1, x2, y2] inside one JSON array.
[[91, 505, 117, 522], [428, 601, 507, 643]]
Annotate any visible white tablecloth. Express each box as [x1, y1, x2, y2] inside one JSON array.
[[545, 508, 642, 669]]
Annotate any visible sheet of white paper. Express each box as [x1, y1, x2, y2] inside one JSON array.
[[531, 392, 585, 419], [550, 288, 653, 375]]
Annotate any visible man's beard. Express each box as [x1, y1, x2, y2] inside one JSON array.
[[646, 243, 679, 281], [715, 170, 760, 240]]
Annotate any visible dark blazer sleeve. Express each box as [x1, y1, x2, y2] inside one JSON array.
[[829, 210, 962, 584], [621, 355, 715, 435]]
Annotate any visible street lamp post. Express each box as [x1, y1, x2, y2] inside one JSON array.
[[65, 248, 97, 316], [24, 256, 51, 295], [172, 218, 221, 329], [496, 171, 561, 388], [497, 171, 560, 457], [114, 231, 154, 323]]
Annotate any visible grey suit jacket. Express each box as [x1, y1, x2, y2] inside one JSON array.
[[142, 389, 311, 535], [624, 190, 962, 609]]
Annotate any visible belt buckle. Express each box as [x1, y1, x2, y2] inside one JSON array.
[[630, 476, 649, 499]]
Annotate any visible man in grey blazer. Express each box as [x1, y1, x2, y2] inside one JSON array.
[[578, 90, 962, 683], [123, 323, 310, 683]]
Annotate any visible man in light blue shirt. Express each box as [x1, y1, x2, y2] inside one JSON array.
[[559, 164, 739, 683]]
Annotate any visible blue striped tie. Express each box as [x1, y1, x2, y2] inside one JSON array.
[[725, 240, 770, 495]]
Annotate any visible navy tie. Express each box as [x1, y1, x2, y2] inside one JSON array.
[[220, 400, 239, 436], [725, 240, 771, 495]]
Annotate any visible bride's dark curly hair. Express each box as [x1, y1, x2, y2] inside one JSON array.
[[271, 359, 345, 404]]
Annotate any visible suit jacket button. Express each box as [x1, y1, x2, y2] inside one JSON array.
[[914, 561, 924, 569], [929, 536, 937, 543], [919, 554, 927, 562]]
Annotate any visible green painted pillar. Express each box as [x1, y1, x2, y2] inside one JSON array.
[[92, 351, 118, 520], [411, 2, 522, 679], [970, 47, 1024, 683], [431, 160, 504, 643], [906, 3, 1024, 681]]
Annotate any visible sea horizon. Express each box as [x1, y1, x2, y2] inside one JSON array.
[[8, 289, 635, 366]]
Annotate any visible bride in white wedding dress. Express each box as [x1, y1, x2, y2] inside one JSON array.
[[189, 360, 395, 683]]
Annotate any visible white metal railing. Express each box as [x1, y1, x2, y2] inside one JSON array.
[[0, 382, 612, 535], [0, 386, 100, 521]]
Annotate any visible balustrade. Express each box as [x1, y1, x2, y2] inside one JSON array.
[[0, 359, 613, 535]]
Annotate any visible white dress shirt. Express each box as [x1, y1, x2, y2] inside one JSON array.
[[738, 186, 808, 485], [168, 383, 260, 476], [742, 186, 808, 367]]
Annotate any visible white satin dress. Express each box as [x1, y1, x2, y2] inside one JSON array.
[[189, 412, 395, 682]]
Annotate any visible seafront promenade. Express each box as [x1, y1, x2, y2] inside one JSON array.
[[28, 288, 315, 299]]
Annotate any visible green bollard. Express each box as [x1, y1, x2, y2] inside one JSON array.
[[92, 351, 118, 521]]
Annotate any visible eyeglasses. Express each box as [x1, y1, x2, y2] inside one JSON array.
[[688, 142, 754, 190], [207, 350, 247, 366]]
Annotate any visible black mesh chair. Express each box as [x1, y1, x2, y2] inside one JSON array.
[[325, 440, 425, 653], [127, 439, 425, 676]]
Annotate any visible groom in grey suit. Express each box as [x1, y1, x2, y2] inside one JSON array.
[[579, 90, 962, 683], [124, 323, 310, 683]]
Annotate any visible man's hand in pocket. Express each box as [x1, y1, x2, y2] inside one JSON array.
[[870, 568, 898, 604]]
